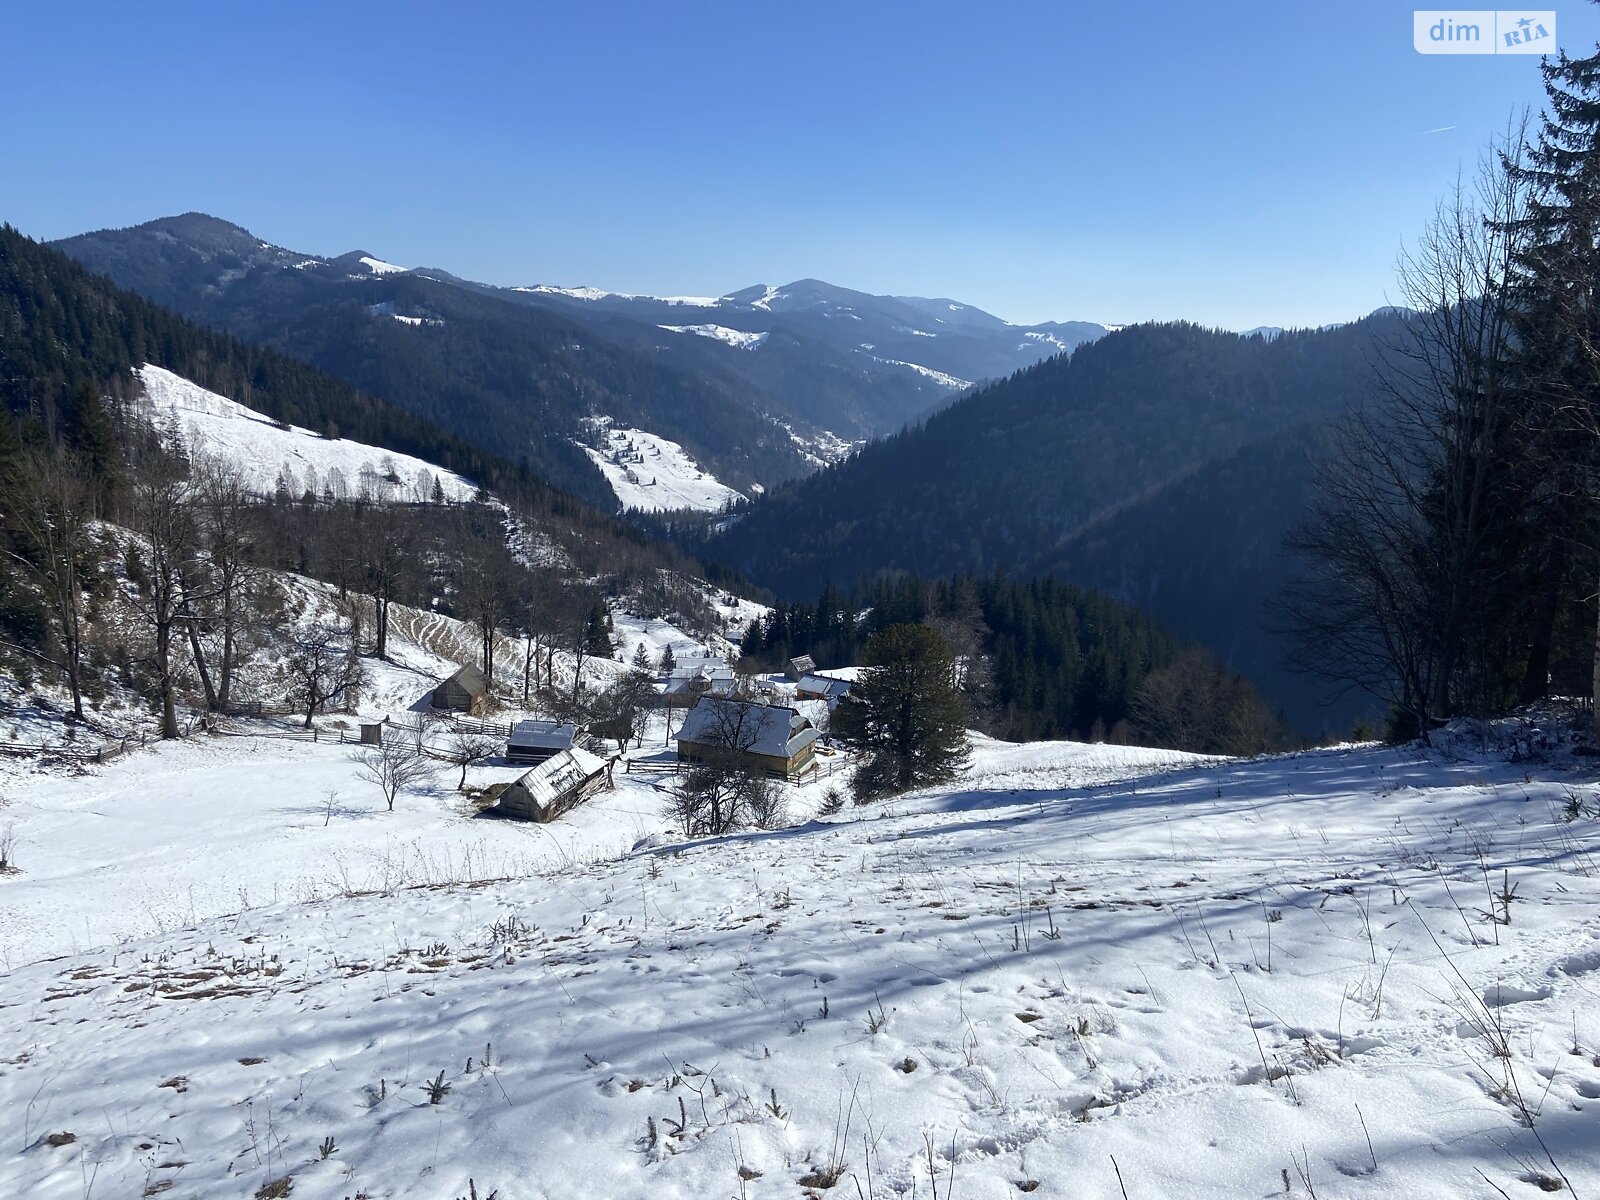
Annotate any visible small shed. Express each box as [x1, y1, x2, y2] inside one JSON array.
[[432, 664, 488, 715], [786, 655, 817, 682], [496, 747, 612, 822], [676, 696, 819, 780], [795, 674, 852, 709], [506, 719, 577, 765]]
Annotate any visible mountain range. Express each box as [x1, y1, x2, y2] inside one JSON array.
[[48, 211, 1388, 732], [52, 214, 1110, 510]]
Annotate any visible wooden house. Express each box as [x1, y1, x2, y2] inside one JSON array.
[[785, 655, 817, 682], [676, 696, 819, 780], [432, 664, 488, 715], [495, 747, 612, 822], [506, 719, 577, 765], [660, 659, 736, 708], [795, 673, 852, 709]]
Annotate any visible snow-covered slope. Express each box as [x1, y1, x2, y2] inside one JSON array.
[[136, 365, 478, 503], [4, 725, 1600, 1199], [579, 420, 745, 513], [658, 323, 769, 350]]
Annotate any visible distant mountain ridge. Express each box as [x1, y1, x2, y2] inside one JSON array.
[[54, 215, 1112, 507], [490, 272, 1113, 412]]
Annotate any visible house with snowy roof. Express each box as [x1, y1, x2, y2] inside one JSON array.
[[795, 673, 852, 709], [675, 696, 819, 780]]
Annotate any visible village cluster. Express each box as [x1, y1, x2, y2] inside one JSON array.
[[420, 649, 856, 823]]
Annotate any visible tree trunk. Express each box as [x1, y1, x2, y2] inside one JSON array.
[[219, 589, 235, 714], [1592, 564, 1600, 741], [1519, 584, 1560, 704], [157, 621, 180, 739], [186, 617, 218, 711]]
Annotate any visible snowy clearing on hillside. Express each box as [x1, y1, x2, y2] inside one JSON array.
[[358, 255, 407, 275], [514, 285, 719, 306], [4, 731, 1600, 1198], [580, 420, 744, 513], [658, 323, 769, 350], [871, 355, 973, 390], [136, 365, 478, 503]]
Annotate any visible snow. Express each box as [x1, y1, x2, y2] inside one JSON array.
[[871, 356, 973, 390], [514, 285, 720, 306], [578, 420, 744, 514], [748, 284, 782, 311], [6, 730, 1600, 1198], [1023, 330, 1071, 352], [358, 255, 407, 276], [135, 365, 478, 503], [391, 314, 443, 327], [658, 323, 769, 350]]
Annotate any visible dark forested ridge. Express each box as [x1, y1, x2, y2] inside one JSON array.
[[698, 317, 1402, 731], [738, 574, 1292, 754]]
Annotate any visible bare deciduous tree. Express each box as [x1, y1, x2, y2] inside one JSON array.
[[443, 724, 498, 790], [283, 619, 365, 729], [351, 736, 433, 812], [667, 700, 781, 837], [1, 447, 95, 720], [1285, 129, 1533, 737]]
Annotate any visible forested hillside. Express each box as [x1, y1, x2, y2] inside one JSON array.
[[699, 317, 1402, 730], [738, 573, 1291, 752]]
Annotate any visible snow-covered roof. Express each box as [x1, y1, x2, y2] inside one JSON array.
[[677, 697, 819, 759], [796, 674, 851, 698], [507, 746, 606, 807], [508, 720, 577, 750]]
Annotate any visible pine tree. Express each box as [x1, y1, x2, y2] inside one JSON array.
[[659, 644, 676, 675], [1506, 39, 1600, 730], [583, 601, 613, 658], [833, 624, 970, 801]]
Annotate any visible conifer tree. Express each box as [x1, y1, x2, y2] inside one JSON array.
[[1506, 38, 1600, 729], [833, 623, 970, 801]]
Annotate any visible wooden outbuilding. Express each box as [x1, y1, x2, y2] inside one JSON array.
[[495, 747, 613, 822], [506, 719, 577, 765], [785, 655, 817, 682], [432, 664, 488, 715]]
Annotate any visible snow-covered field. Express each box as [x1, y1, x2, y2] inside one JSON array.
[[136, 365, 478, 503], [579, 421, 744, 513], [4, 726, 1600, 1199], [658, 323, 769, 350]]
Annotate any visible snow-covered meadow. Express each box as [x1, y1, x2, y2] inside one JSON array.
[[3, 722, 1600, 1199], [136, 365, 478, 503], [579, 421, 745, 514]]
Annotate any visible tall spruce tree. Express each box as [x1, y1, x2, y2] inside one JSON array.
[[833, 623, 970, 801], [1506, 35, 1600, 731]]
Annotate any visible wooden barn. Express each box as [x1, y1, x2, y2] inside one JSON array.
[[495, 747, 612, 822], [506, 719, 577, 765], [676, 696, 819, 780], [432, 664, 488, 715], [785, 655, 817, 682]]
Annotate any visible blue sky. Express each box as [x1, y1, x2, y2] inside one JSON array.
[[3, 1, 1593, 329]]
